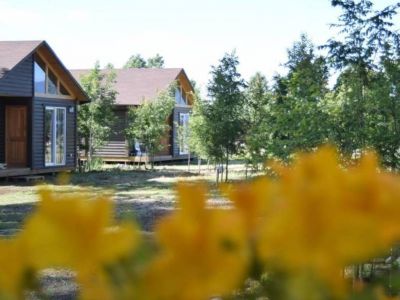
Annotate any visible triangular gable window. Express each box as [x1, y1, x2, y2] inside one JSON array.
[[34, 55, 71, 96]]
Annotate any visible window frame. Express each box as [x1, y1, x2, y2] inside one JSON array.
[[178, 112, 190, 155], [44, 106, 67, 167], [34, 54, 74, 99]]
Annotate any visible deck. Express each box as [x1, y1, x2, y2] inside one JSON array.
[[79, 155, 176, 163], [0, 166, 74, 178]]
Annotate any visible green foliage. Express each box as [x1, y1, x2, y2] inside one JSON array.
[[124, 54, 165, 69], [147, 54, 165, 68], [323, 0, 400, 153], [242, 72, 272, 169], [266, 35, 330, 161], [206, 51, 246, 181], [77, 61, 117, 170], [124, 54, 147, 68], [125, 85, 175, 168], [188, 92, 213, 161]]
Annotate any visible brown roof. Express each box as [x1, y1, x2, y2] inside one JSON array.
[[70, 68, 190, 105], [0, 40, 43, 78]]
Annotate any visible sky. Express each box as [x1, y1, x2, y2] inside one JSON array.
[[0, 0, 398, 94]]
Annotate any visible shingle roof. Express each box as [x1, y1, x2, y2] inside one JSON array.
[[0, 40, 43, 78], [70, 68, 184, 105]]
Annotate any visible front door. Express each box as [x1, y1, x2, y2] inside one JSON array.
[[6, 105, 27, 167]]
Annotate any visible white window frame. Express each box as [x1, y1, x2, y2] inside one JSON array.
[[178, 112, 190, 155], [45, 106, 67, 167]]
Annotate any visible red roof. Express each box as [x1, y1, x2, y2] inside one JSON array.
[[71, 68, 187, 105]]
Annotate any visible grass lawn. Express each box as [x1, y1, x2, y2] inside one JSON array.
[[0, 161, 254, 299], [0, 160, 250, 236]]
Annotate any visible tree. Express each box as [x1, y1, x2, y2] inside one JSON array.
[[188, 91, 214, 172], [267, 35, 330, 161], [124, 54, 147, 68], [242, 72, 272, 170], [147, 54, 165, 68], [125, 86, 175, 169], [206, 51, 246, 181], [323, 0, 400, 154], [124, 53, 165, 69], [367, 44, 400, 169], [78, 61, 117, 170]]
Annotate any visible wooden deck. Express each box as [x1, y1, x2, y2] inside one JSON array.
[[0, 166, 74, 178], [80, 155, 175, 163]]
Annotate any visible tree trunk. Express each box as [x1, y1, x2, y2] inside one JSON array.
[[225, 152, 229, 182], [198, 157, 201, 174], [88, 132, 93, 172], [187, 152, 191, 172]]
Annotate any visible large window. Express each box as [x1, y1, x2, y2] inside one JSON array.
[[45, 107, 66, 166], [34, 55, 71, 96], [34, 57, 46, 94], [175, 87, 187, 105], [178, 113, 190, 155]]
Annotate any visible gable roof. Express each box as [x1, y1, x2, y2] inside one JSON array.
[[0, 40, 88, 101], [0, 41, 42, 78], [70, 68, 193, 106]]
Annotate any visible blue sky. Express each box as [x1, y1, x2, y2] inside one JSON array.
[[0, 0, 398, 93]]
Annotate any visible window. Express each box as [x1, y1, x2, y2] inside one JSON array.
[[47, 69, 58, 95], [178, 113, 190, 155], [34, 57, 46, 94], [45, 107, 66, 166], [34, 55, 71, 96], [175, 87, 187, 105]]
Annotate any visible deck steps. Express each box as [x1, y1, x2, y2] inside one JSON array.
[[95, 141, 128, 158]]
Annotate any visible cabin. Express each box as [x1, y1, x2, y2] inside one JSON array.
[[0, 41, 88, 178], [70, 68, 193, 163]]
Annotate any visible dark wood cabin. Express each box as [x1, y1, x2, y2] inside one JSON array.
[[70, 68, 193, 163], [0, 41, 88, 178]]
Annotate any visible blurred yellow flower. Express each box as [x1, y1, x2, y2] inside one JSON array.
[[253, 147, 400, 291], [144, 183, 250, 300], [21, 188, 139, 300], [0, 237, 32, 298]]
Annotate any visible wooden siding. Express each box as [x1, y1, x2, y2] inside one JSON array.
[[94, 107, 129, 158], [0, 56, 33, 97], [172, 106, 191, 158], [109, 107, 128, 141], [87, 105, 190, 162], [31, 97, 76, 170]]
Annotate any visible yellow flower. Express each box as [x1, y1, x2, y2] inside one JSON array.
[[21, 188, 139, 300], [0, 237, 32, 298], [248, 146, 400, 292], [144, 183, 250, 300]]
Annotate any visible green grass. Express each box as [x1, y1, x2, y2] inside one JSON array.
[[0, 161, 250, 236]]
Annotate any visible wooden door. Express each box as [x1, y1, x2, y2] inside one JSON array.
[[6, 105, 27, 167]]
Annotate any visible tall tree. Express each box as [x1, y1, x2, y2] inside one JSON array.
[[242, 72, 272, 170], [147, 54, 165, 68], [188, 91, 213, 166], [125, 86, 175, 169], [206, 51, 246, 181], [78, 61, 117, 170], [368, 43, 400, 168], [268, 35, 330, 160], [124, 54, 147, 68], [323, 0, 400, 154]]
